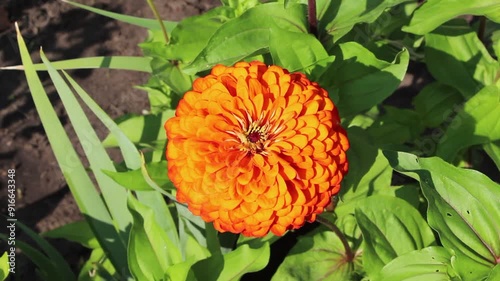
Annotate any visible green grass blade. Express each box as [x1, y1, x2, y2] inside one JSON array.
[[62, 71, 141, 169], [62, 0, 177, 31], [41, 51, 131, 245], [1, 56, 152, 72], [15, 221, 76, 280], [15, 24, 128, 276]]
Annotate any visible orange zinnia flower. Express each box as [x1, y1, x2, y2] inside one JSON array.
[[165, 61, 349, 237]]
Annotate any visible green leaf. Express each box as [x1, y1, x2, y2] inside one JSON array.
[[0, 220, 75, 281], [385, 151, 500, 280], [436, 85, 500, 162], [192, 243, 270, 281], [42, 220, 100, 249], [404, 0, 500, 35], [317, 0, 413, 45], [164, 7, 233, 63], [374, 246, 460, 281], [424, 20, 500, 98], [78, 248, 116, 281], [1, 56, 152, 73], [42, 51, 131, 246], [272, 230, 356, 280], [103, 110, 175, 148], [318, 42, 409, 117], [0, 252, 10, 281], [62, 0, 177, 31], [487, 265, 500, 281], [355, 195, 436, 277], [16, 25, 128, 276], [127, 194, 183, 281], [103, 160, 173, 192], [413, 82, 464, 128], [151, 59, 195, 95], [184, 3, 307, 74], [339, 127, 393, 202], [366, 106, 425, 145], [62, 71, 142, 169], [269, 28, 328, 72], [484, 141, 500, 171]]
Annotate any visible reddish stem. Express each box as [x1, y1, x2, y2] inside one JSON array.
[[307, 0, 318, 37]]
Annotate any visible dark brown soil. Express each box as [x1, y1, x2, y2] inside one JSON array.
[[0, 0, 217, 279]]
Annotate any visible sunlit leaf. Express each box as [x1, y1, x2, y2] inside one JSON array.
[[355, 195, 436, 277], [374, 246, 460, 281], [318, 42, 409, 117], [424, 20, 500, 98], [385, 151, 500, 280], [184, 2, 307, 74], [404, 0, 500, 35], [272, 230, 357, 280]]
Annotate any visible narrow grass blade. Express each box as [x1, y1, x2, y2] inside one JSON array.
[[1, 56, 152, 72], [62, 71, 141, 169], [15, 23, 128, 276], [16, 221, 76, 280], [41, 52, 132, 245], [62, 0, 177, 31]]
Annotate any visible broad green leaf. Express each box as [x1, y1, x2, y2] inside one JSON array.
[[221, 0, 260, 16], [103, 110, 175, 148], [78, 248, 116, 281], [164, 7, 233, 63], [374, 246, 460, 281], [317, 0, 412, 45], [42, 52, 131, 246], [127, 194, 183, 281], [192, 243, 270, 281], [424, 20, 500, 98], [272, 230, 357, 280], [404, 0, 500, 35], [184, 3, 307, 74], [339, 127, 393, 202], [355, 195, 436, 277], [492, 30, 500, 59], [318, 42, 409, 117], [366, 106, 424, 145], [42, 220, 99, 249], [151, 59, 194, 94], [269, 28, 328, 72], [487, 265, 500, 281], [103, 160, 173, 192], [484, 141, 500, 171], [62, 0, 177, 31], [16, 24, 128, 276], [385, 151, 500, 280], [1, 56, 152, 72], [135, 78, 173, 113], [413, 82, 464, 128], [436, 85, 500, 162], [165, 260, 199, 281], [0, 252, 9, 281]]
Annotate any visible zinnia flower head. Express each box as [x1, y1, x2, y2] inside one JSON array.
[[165, 61, 349, 237]]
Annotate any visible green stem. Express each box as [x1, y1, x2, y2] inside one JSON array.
[[316, 215, 354, 261], [146, 0, 169, 44]]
